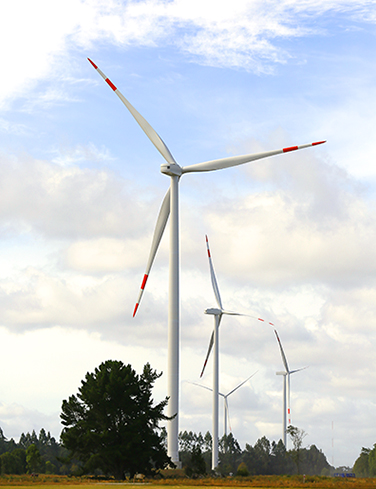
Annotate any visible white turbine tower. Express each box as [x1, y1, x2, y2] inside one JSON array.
[[274, 329, 307, 447], [88, 58, 325, 466], [200, 235, 247, 469], [190, 372, 257, 438]]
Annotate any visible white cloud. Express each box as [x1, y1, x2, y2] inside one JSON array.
[[0, 326, 170, 440], [50, 143, 114, 166], [1, 0, 376, 109], [0, 152, 151, 239]]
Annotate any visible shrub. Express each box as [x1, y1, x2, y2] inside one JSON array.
[[237, 462, 249, 477]]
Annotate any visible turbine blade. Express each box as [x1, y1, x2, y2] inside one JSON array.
[[253, 316, 275, 326], [222, 309, 276, 326], [274, 329, 290, 373], [290, 366, 308, 374], [188, 381, 225, 397], [225, 397, 232, 433], [189, 382, 213, 394], [222, 310, 246, 316], [200, 315, 222, 377], [226, 371, 258, 397], [133, 188, 170, 316], [200, 331, 214, 378], [88, 58, 177, 165], [182, 141, 326, 174], [205, 235, 223, 309]]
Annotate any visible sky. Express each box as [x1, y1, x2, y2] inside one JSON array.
[[1, 0, 376, 469]]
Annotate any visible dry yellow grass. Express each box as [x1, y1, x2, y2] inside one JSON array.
[[0, 475, 374, 489]]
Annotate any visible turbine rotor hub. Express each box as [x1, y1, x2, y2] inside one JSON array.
[[160, 163, 182, 176]]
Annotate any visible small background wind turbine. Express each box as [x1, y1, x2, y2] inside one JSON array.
[[274, 329, 307, 447], [190, 371, 257, 438], [89, 57, 324, 465]]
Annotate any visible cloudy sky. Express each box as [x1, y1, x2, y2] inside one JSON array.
[[1, 0, 376, 468]]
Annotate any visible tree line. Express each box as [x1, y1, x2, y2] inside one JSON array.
[[0, 427, 74, 475], [178, 429, 332, 477], [0, 425, 332, 477], [353, 445, 376, 477]]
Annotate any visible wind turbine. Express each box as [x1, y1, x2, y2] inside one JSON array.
[[88, 57, 325, 466], [190, 372, 257, 438], [274, 329, 307, 447], [201, 234, 249, 469]]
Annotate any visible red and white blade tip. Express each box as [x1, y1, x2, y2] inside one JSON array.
[[282, 141, 326, 153], [87, 58, 117, 92], [133, 274, 149, 317], [205, 235, 211, 258], [87, 58, 97, 69], [257, 317, 274, 326]]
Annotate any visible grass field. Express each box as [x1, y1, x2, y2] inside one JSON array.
[[0, 475, 374, 489]]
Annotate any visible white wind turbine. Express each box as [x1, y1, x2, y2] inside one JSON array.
[[274, 329, 307, 447], [190, 372, 257, 438], [200, 235, 248, 469], [88, 57, 325, 465]]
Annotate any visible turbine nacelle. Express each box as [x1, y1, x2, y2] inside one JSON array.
[[160, 163, 182, 176], [205, 307, 222, 316], [276, 371, 287, 376]]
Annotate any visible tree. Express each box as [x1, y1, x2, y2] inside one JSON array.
[[237, 462, 249, 476], [26, 444, 41, 473], [353, 447, 370, 477], [286, 425, 307, 474], [301, 444, 331, 475], [253, 436, 271, 474], [60, 360, 171, 479], [368, 444, 376, 476], [270, 439, 294, 475], [184, 445, 206, 477], [218, 433, 241, 475], [0, 449, 26, 474]]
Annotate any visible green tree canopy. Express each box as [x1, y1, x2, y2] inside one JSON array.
[[26, 444, 41, 474], [368, 444, 376, 476], [60, 360, 171, 479], [353, 447, 370, 477]]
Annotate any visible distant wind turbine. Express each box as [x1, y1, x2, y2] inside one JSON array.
[[274, 329, 307, 447], [190, 372, 257, 438], [88, 57, 325, 465]]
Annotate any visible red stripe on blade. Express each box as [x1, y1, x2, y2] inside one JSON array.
[[258, 318, 264, 322], [141, 274, 148, 290], [87, 58, 98, 69], [312, 140, 326, 146], [206, 236, 211, 257], [283, 145, 298, 153], [106, 78, 117, 91], [133, 303, 139, 317], [200, 360, 207, 378]]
